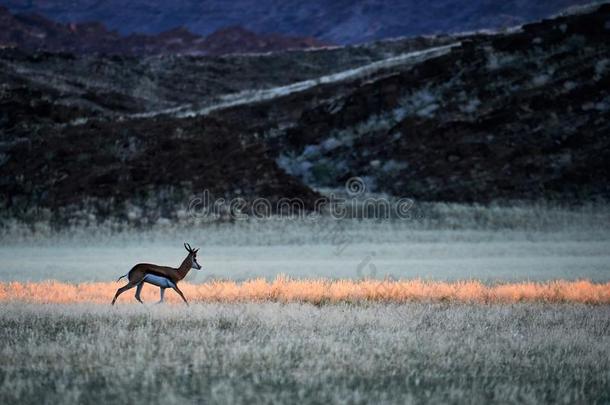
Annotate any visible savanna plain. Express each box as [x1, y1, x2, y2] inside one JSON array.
[[1, 203, 609, 404]]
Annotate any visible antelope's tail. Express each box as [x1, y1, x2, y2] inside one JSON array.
[[117, 274, 128, 282]]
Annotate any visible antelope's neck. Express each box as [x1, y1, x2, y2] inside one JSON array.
[[176, 256, 191, 280]]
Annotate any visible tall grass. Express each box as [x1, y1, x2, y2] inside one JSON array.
[[2, 278, 609, 304]]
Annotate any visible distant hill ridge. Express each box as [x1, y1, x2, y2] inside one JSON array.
[[0, 6, 327, 55], [0, 0, 599, 44]]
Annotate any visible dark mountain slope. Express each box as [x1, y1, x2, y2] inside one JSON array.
[[1, 5, 609, 225], [1, 116, 319, 224], [211, 5, 610, 202], [0, 35, 451, 133]]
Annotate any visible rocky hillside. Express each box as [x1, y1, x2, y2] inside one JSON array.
[[0, 34, 449, 129], [1, 4, 609, 224], [1, 115, 319, 225], [211, 4, 610, 202], [0, 31, 453, 223], [0, 6, 326, 56]]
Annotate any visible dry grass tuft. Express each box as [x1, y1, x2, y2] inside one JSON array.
[[1, 278, 609, 304]]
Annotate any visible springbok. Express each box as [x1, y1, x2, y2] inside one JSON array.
[[111, 243, 202, 306]]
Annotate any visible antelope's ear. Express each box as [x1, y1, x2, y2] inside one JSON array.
[[194, 248, 199, 254]]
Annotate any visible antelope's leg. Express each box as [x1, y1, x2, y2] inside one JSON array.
[[134, 282, 144, 304], [111, 282, 138, 305], [172, 285, 189, 306], [156, 288, 166, 304]]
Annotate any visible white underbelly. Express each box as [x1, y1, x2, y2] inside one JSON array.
[[143, 274, 176, 289]]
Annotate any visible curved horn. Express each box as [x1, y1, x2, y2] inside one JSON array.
[[184, 242, 192, 252]]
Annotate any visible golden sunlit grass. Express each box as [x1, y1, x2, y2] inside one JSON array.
[[1, 277, 609, 304]]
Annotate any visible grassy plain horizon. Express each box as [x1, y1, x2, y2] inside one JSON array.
[[1, 202, 608, 404]]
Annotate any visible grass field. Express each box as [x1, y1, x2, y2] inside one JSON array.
[[1, 203, 609, 284], [0, 302, 608, 404], [1, 203, 609, 403], [2, 279, 610, 305]]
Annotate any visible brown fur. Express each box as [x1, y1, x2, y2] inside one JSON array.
[[111, 244, 199, 306]]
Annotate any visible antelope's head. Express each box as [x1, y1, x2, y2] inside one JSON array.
[[184, 242, 202, 270]]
